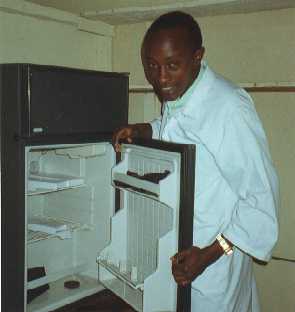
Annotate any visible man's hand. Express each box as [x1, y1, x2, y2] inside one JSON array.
[[112, 123, 152, 152], [171, 241, 225, 286], [112, 125, 137, 152]]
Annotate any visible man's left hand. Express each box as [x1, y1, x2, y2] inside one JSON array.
[[171, 242, 224, 286]]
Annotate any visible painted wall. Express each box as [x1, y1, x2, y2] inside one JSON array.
[[0, 0, 113, 70], [113, 8, 295, 312]]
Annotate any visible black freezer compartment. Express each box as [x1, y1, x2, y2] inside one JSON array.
[[0, 64, 129, 138]]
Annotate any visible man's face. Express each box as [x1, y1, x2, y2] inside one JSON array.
[[142, 27, 204, 102]]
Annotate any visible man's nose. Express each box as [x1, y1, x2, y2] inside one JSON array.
[[159, 66, 169, 84]]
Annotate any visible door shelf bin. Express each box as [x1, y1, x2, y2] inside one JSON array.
[[112, 172, 160, 198], [98, 261, 143, 311], [97, 258, 145, 289], [112, 146, 179, 207]]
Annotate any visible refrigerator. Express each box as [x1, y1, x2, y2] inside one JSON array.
[[1, 64, 195, 312]]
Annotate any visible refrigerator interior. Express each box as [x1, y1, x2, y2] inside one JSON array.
[[25, 142, 182, 312]]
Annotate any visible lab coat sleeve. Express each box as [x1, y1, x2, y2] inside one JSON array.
[[150, 116, 162, 139], [215, 99, 279, 261]]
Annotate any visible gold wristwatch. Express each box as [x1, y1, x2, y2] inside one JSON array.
[[216, 234, 233, 255]]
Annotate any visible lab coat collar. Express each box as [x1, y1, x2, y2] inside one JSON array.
[[182, 61, 216, 118]]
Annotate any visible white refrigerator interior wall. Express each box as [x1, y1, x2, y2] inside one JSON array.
[[113, 8, 295, 312]]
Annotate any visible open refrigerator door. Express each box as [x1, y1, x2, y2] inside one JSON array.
[[98, 141, 195, 312]]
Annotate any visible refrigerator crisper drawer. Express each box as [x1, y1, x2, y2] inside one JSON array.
[[98, 144, 182, 312]]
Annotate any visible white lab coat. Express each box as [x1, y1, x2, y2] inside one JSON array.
[[150, 62, 279, 312]]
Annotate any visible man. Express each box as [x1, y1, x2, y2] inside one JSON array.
[[113, 11, 279, 312]]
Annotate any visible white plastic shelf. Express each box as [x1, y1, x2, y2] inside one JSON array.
[[27, 173, 85, 196], [27, 216, 82, 244]]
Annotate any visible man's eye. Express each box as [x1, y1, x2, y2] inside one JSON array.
[[148, 63, 158, 69], [167, 63, 178, 70]]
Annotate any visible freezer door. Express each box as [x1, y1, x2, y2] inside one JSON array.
[[98, 139, 195, 312], [28, 65, 129, 137], [0, 63, 129, 139]]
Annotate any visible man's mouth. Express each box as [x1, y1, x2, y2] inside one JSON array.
[[161, 86, 173, 92], [153, 85, 180, 101]]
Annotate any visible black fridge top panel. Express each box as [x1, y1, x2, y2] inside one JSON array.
[[0, 64, 129, 138]]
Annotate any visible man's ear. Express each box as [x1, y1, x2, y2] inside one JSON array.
[[193, 47, 205, 64]]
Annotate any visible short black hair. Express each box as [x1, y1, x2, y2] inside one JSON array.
[[143, 11, 203, 52]]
